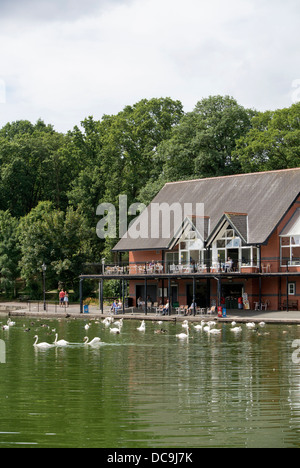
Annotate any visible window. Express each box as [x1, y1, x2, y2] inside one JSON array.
[[288, 283, 296, 295], [281, 236, 300, 266]]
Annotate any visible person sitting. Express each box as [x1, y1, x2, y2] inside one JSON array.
[[188, 301, 197, 315], [225, 257, 233, 272], [162, 300, 169, 316]]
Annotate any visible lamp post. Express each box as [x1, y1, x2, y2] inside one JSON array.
[[42, 263, 47, 311]]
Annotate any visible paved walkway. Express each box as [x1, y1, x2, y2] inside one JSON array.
[[0, 301, 300, 324]]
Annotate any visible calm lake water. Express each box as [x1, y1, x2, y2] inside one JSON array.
[[0, 316, 300, 448]]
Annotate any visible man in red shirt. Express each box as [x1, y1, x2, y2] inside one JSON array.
[[59, 289, 65, 308]]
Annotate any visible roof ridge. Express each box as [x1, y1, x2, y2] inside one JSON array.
[[164, 167, 300, 186]]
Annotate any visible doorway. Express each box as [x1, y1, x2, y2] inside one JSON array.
[[227, 249, 239, 271], [186, 283, 208, 308], [222, 283, 244, 309]]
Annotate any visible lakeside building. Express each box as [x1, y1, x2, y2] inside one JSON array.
[[81, 168, 300, 314]]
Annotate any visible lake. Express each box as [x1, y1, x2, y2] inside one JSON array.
[[0, 317, 300, 448]]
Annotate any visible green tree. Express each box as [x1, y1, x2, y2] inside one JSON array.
[[18, 201, 93, 294], [0, 120, 67, 216], [161, 95, 255, 181], [0, 211, 20, 297], [233, 102, 300, 172]]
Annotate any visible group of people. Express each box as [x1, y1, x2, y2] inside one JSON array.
[[59, 289, 69, 308], [111, 299, 123, 314]]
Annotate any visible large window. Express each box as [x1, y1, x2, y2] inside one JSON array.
[[179, 230, 204, 265], [281, 236, 300, 266], [213, 228, 259, 269]]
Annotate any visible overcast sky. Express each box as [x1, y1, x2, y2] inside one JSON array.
[[0, 0, 299, 133]]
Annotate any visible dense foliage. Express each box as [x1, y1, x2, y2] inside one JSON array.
[[0, 96, 299, 298]]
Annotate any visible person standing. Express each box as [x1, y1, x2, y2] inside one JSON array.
[[64, 291, 69, 308], [59, 289, 65, 308]]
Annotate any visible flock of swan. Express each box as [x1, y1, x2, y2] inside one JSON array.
[[1, 315, 270, 349]]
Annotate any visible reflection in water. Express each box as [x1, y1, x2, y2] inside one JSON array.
[[0, 318, 299, 448]]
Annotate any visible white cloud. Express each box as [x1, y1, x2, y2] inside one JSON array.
[[0, 0, 299, 132]]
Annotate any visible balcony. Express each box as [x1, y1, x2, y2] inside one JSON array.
[[83, 259, 300, 278]]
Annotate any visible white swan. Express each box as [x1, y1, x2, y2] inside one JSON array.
[[84, 324, 90, 330], [33, 335, 53, 349], [182, 320, 189, 329], [110, 327, 120, 334], [259, 322, 266, 328], [231, 321, 237, 327], [193, 323, 203, 331], [83, 336, 101, 346], [54, 334, 69, 347], [2, 325, 9, 331], [176, 326, 189, 339], [246, 322, 256, 329], [230, 326, 242, 333], [137, 320, 146, 332], [7, 319, 16, 326], [114, 318, 123, 327], [208, 328, 221, 335]]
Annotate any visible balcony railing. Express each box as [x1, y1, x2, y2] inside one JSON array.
[[83, 259, 300, 276]]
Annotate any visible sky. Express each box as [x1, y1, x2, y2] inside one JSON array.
[[0, 0, 299, 133]]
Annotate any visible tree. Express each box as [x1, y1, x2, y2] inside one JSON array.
[[18, 201, 93, 293], [0, 211, 20, 297], [0, 120, 67, 216], [160, 95, 255, 181], [233, 102, 300, 172]]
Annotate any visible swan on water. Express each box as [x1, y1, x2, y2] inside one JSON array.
[[176, 327, 189, 339], [208, 328, 221, 335], [84, 324, 90, 330], [114, 318, 123, 327], [182, 320, 189, 329], [110, 327, 120, 334], [230, 326, 242, 333], [2, 325, 9, 331], [231, 321, 237, 327], [7, 319, 16, 326], [137, 320, 146, 332], [193, 323, 203, 331], [259, 322, 266, 328], [246, 322, 256, 329], [83, 337, 101, 346], [54, 334, 69, 347], [33, 335, 53, 349]]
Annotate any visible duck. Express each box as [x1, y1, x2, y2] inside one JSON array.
[[137, 320, 146, 332], [154, 329, 167, 335]]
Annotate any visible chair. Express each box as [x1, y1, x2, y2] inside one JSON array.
[[262, 264, 271, 273], [207, 306, 216, 316], [176, 305, 185, 315]]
